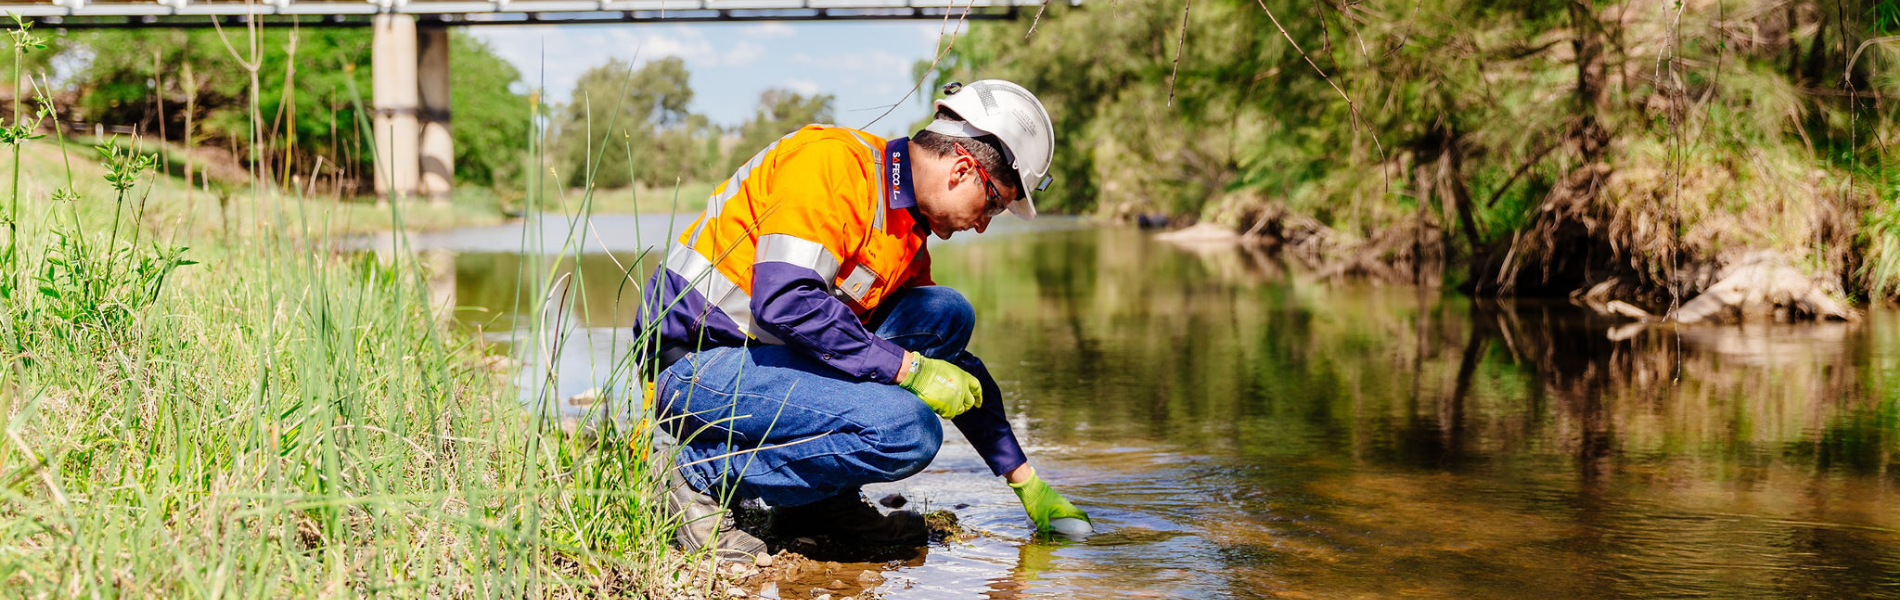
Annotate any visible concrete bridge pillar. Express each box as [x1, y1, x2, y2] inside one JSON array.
[[418, 25, 453, 205], [372, 14, 454, 203]]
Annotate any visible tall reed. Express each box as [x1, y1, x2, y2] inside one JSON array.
[[0, 16, 720, 598]]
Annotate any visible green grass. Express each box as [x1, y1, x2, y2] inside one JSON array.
[[1860, 198, 1900, 301], [0, 125, 693, 598]]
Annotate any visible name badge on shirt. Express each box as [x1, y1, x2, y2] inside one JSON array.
[[837, 264, 880, 304]]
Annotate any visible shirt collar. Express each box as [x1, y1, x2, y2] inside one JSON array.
[[884, 137, 918, 210]]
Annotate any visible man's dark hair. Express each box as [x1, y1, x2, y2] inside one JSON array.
[[911, 107, 1020, 194]]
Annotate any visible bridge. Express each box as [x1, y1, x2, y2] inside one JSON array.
[[8, 0, 1059, 200]]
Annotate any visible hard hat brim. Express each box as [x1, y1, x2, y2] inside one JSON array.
[[1007, 194, 1037, 220]]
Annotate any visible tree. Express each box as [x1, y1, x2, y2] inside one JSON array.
[[449, 32, 530, 189], [553, 57, 699, 189], [41, 28, 529, 198], [730, 88, 834, 172], [66, 28, 376, 185]]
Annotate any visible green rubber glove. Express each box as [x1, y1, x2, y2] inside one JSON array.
[[1009, 468, 1091, 532], [897, 351, 982, 419]]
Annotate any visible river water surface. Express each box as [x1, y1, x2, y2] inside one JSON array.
[[415, 216, 1900, 599]]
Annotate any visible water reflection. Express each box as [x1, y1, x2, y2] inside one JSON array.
[[929, 227, 1900, 598], [442, 222, 1900, 599]]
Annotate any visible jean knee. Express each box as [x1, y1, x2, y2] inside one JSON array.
[[870, 399, 944, 479], [895, 286, 974, 355], [920, 287, 975, 334]]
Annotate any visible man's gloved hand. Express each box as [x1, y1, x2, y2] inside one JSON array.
[[897, 351, 982, 418], [1009, 468, 1091, 532]]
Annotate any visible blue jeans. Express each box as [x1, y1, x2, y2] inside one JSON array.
[[656, 286, 1024, 508]]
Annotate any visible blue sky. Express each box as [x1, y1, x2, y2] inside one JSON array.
[[468, 20, 958, 138]]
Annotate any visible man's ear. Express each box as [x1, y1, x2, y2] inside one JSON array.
[[948, 154, 976, 183]]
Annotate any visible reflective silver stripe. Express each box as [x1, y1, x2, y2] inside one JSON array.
[[756, 233, 841, 283], [873, 163, 889, 233], [833, 131, 888, 302], [688, 131, 797, 247], [844, 129, 888, 232], [844, 129, 879, 155], [665, 243, 784, 345]]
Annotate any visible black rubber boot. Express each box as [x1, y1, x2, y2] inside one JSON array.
[[663, 465, 769, 562], [772, 488, 928, 546]]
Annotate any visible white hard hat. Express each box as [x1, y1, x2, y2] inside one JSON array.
[[923, 80, 1054, 219]]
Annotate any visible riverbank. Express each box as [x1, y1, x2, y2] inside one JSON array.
[[945, 0, 1897, 321], [0, 138, 735, 596], [1162, 161, 1872, 325]]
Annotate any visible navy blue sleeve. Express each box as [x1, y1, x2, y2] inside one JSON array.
[[752, 261, 909, 383], [949, 351, 1029, 477]]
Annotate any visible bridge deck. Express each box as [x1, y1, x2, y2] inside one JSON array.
[[11, 0, 1056, 27]]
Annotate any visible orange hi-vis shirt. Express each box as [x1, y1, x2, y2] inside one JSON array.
[[638, 124, 936, 383]]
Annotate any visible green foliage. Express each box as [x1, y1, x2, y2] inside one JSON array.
[[1860, 197, 1900, 299], [1872, 0, 1900, 35], [33, 228, 194, 341], [0, 71, 683, 597], [730, 88, 835, 171], [61, 28, 374, 163], [548, 65, 839, 194], [25, 138, 193, 346], [553, 57, 704, 189], [96, 137, 155, 192], [926, 0, 1320, 216], [28, 27, 530, 198], [449, 32, 531, 190], [935, 0, 1900, 296], [1, 13, 49, 318]]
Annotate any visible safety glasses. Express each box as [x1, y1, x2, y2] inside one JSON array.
[[952, 142, 1012, 218]]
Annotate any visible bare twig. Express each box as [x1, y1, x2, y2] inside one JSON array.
[[861, 0, 976, 130], [1311, 0, 1334, 64], [1026, 0, 1052, 38], [1168, 0, 1192, 107], [1251, 0, 1389, 189], [1386, 0, 1423, 57]]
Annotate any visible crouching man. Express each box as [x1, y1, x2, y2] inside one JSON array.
[[640, 80, 1089, 560]]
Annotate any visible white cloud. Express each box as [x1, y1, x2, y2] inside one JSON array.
[[640, 30, 715, 60], [780, 78, 823, 95], [470, 24, 760, 99], [713, 41, 767, 67], [742, 22, 795, 38]]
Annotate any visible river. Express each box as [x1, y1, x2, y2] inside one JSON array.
[[408, 216, 1900, 599]]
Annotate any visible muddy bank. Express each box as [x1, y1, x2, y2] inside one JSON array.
[[642, 506, 970, 600]]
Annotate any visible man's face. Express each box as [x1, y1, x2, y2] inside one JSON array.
[[919, 153, 1017, 240]]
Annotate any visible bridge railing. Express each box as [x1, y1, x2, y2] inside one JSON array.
[[9, 0, 1063, 26]]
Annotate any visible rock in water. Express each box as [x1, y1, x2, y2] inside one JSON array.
[[1673, 252, 1858, 324], [1048, 518, 1092, 538]]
